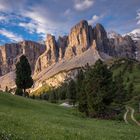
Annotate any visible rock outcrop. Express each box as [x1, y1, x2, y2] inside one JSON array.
[[64, 20, 93, 59], [0, 41, 45, 76], [109, 35, 136, 59], [58, 36, 68, 60], [34, 34, 59, 74]]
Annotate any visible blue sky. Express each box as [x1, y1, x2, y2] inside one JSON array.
[[0, 0, 140, 45]]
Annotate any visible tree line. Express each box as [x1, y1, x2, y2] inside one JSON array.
[[14, 55, 134, 119]]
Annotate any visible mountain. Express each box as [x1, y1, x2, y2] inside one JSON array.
[[125, 29, 140, 60], [0, 20, 137, 91], [126, 29, 140, 41]]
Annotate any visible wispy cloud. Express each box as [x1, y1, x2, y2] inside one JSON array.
[[74, 0, 94, 11], [88, 15, 101, 25], [0, 29, 23, 42], [19, 22, 37, 34]]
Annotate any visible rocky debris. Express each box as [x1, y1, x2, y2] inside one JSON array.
[[0, 41, 45, 76], [60, 102, 73, 108]]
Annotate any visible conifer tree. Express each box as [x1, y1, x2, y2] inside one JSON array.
[[15, 55, 33, 96]]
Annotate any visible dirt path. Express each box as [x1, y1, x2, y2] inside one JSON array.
[[124, 106, 129, 124], [124, 106, 140, 126]]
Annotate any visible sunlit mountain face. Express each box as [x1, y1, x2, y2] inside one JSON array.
[[0, 0, 140, 45]]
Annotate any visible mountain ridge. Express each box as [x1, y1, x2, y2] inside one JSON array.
[[0, 20, 139, 91]]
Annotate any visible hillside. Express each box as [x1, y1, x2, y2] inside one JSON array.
[[0, 93, 140, 140], [111, 59, 140, 94]]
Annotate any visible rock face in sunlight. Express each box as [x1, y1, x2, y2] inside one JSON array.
[[34, 34, 59, 74], [0, 20, 138, 91], [0, 41, 45, 76], [68, 20, 91, 50]]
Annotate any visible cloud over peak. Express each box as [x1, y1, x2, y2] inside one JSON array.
[[88, 15, 101, 25]]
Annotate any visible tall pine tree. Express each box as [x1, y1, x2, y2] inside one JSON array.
[[15, 55, 33, 95]]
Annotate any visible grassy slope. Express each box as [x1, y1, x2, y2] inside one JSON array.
[[0, 93, 140, 140]]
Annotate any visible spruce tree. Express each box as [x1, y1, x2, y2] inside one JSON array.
[[15, 55, 33, 95]]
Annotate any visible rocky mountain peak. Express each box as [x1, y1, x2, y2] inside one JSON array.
[[69, 20, 93, 49]]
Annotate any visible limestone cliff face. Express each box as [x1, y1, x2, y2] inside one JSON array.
[[34, 34, 59, 74], [64, 20, 93, 59], [109, 35, 136, 59], [0, 41, 45, 76], [93, 23, 136, 59], [93, 23, 111, 55], [57, 36, 68, 60]]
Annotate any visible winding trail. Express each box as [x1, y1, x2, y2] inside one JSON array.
[[124, 106, 129, 124], [124, 106, 140, 126]]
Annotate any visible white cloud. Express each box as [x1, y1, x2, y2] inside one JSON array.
[[88, 15, 100, 25], [0, 1, 72, 40], [74, 0, 94, 11], [0, 29, 23, 42], [19, 22, 37, 34], [20, 7, 64, 39], [136, 10, 140, 25]]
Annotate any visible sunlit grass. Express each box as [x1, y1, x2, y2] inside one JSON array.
[[0, 93, 140, 140]]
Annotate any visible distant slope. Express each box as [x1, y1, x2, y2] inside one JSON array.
[[111, 59, 140, 94], [0, 93, 140, 140]]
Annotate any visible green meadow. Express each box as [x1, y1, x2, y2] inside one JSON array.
[[0, 93, 140, 140]]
